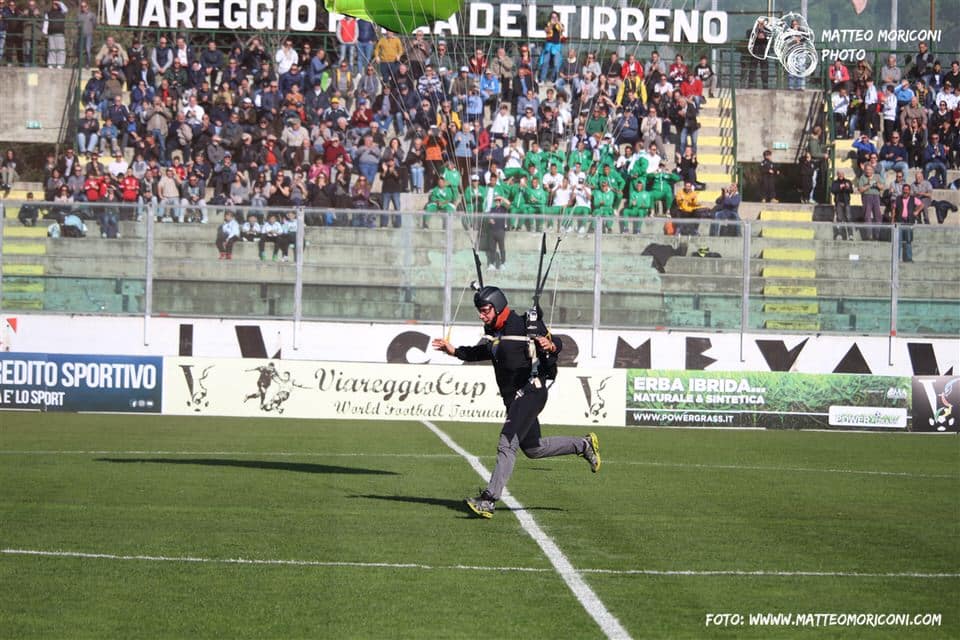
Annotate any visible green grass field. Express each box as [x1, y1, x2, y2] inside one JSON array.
[[1, 411, 957, 639]]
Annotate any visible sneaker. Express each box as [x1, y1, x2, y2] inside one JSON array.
[[465, 490, 495, 519], [581, 432, 601, 473]]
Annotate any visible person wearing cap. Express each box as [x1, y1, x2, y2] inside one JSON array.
[[373, 29, 403, 81], [449, 65, 472, 113], [463, 173, 487, 226], [479, 68, 501, 115], [648, 162, 680, 213], [405, 28, 431, 79]]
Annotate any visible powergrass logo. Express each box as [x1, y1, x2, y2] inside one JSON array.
[[828, 406, 907, 429]]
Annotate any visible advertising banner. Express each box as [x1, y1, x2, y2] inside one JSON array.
[[911, 376, 960, 433], [625, 369, 911, 430], [0, 352, 163, 412], [3, 314, 956, 378], [163, 357, 625, 427]]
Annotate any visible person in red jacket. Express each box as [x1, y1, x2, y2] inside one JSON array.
[[321, 134, 352, 169], [119, 167, 141, 206], [680, 73, 704, 109]]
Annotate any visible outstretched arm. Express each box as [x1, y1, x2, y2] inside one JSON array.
[[431, 337, 455, 356]]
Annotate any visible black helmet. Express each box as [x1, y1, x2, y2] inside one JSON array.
[[474, 286, 508, 314]]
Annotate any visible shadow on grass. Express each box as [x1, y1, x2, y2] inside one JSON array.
[[96, 458, 399, 475], [353, 494, 564, 513]]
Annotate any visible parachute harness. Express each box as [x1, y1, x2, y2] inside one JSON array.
[[527, 233, 562, 382]]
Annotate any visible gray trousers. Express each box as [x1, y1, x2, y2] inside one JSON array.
[[486, 380, 587, 501]]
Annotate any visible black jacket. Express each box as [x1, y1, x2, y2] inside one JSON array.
[[454, 307, 561, 405]]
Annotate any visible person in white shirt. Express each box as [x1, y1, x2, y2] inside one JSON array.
[[277, 210, 299, 262], [107, 152, 128, 177], [504, 139, 525, 175], [241, 213, 261, 242], [572, 177, 592, 232], [216, 210, 241, 259], [639, 144, 662, 175], [490, 104, 513, 142], [934, 85, 958, 111], [484, 166, 506, 188], [566, 163, 586, 186], [258, 212, 283, 261], [551, 176, 574, 230], [180, 95, 205, 127], [275, 39, 298, 76], [653, 76, 674, 97], [517, 107, 539, 147], [542, 165, 563, 193]]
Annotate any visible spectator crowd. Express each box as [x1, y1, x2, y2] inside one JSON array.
[[2, 8, 743, 250], [823, 44, 959, 254]]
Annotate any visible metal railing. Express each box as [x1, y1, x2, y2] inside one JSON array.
[[0, 201, 957, 340]]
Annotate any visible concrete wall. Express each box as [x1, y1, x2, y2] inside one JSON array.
[[0, 68, 75, 144], [735, 89, 821, 164]]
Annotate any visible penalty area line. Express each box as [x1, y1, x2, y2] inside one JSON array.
[[4, 549, 956, 579], [420, 420, 632, 640]]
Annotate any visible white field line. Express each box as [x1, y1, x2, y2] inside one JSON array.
[[1, 450, 955, 480], [420, 420, 632, 640], [3, 549, 958, 580]]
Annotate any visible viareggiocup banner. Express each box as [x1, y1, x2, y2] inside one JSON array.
[[163, 357, 625, 427], [0, 353, 163, 412], [626, 369, 912, 430]]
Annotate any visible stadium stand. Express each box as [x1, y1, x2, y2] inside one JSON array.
[[0, 10, 958, 337]]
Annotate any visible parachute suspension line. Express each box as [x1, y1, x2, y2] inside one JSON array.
[[446, 281, 472, 342]]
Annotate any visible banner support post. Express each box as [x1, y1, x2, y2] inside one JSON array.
[[143, 205, 155, 346], [293, 207, 305, 351], [740, 221, 751, 362]]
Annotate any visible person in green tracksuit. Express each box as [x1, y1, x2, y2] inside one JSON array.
[[443, 162, 462, 199], [424, 176, 456, 228], [626, 153, 649, 192], [515, 176, 549, 231], [568, 141, 594, 174], [621, 184, 656, 233], [591, 180, 617, 232], [599, 165, 625, 208], [463, 174, 488, 230], [647, 165, 681, 214], [523, 141, 547, 177], [545, 142, 567, 174]]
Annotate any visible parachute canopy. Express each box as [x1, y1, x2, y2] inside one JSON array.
[[326, 0, 462, 35]]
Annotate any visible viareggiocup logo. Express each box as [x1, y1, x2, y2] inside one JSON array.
[[577, 375, 612, 423], [911, 376, 959, 432]]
